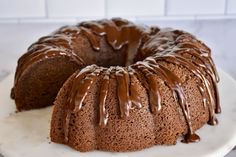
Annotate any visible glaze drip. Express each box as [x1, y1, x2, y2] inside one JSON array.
[[132, 57, 200, 142], [116, 67, 132, 118], [98, 70, 110, 128], [153, 52, 219, 125], [64, 65, 98, 142], [128, 67, 142, 109], [133, 63, 162, 113]]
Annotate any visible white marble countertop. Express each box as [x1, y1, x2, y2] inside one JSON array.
[[0, 19, 235, 157]]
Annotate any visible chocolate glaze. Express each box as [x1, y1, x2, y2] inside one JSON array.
[[12, 18, 220, 144], [99, 70, 110, 128], [116, 67, 132, 118]]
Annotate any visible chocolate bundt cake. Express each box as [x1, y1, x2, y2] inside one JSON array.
[[11, 18, 221, 152]]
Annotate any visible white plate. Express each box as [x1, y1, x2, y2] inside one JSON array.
[[0, 70, 236, 157]]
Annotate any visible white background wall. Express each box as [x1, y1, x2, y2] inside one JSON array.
[[0, 0, 235, 23], [0, 0, 236, 80]]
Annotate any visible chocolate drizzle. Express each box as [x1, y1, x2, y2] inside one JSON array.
[[98, 70, 110, 128], [132, 63, 162, 113], [12, 18, 220, 144], [116, 67, 132, 118]]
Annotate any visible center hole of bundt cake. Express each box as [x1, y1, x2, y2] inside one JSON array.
[[80, 38, 146, 68], [87, 47, 147, 68], [98, 50, 138, 67], [87, 43, 153, 68], [76, 19, 151, 68]]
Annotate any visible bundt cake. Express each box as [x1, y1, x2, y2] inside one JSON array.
[[11, 18, 221, 152]]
